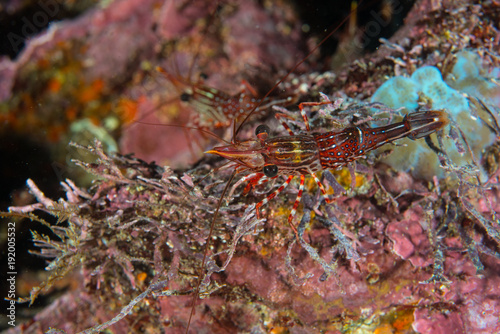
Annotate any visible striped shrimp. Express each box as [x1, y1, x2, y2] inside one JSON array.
[[206, 103, 449, 237], [157, 67, 297, 130]]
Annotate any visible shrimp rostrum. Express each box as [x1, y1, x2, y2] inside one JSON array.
[[207, 98, 449, 238]]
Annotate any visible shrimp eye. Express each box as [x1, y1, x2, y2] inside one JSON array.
[[263, 164, 278, 177], [180, 92, 191, 102], [255, 124, 270, 140]]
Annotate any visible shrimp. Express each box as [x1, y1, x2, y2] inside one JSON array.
[[206, 103, 449, 234], [157, 67, 297, 129]]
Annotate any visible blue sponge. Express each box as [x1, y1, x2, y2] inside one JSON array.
[[370, 51, 499, 180]]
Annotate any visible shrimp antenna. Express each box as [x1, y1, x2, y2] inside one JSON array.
[[233, 0, 365, 138], [185, 169, 237, 333], [135, 121, 231, 145], [188, 2, 222, 81]]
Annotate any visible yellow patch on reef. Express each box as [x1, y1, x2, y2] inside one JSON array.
[[304, 170, 367, 197], [373, 324, 393, 334], [269, 326, 287, 334], [259, 246, 270, 257], [305, 175, 318, 192], [391, 309, 414, 331], [343, 307, 414, 334], [375, 280, 393, 296], [297, 293, 345, 317], [355, 175, 365, 188], [330, 168, 367, 190], [371, 278, 413, 300], [274, 206, 291, 220]]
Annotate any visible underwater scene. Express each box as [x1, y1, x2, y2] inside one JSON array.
[[0, 0, 499, 333]]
